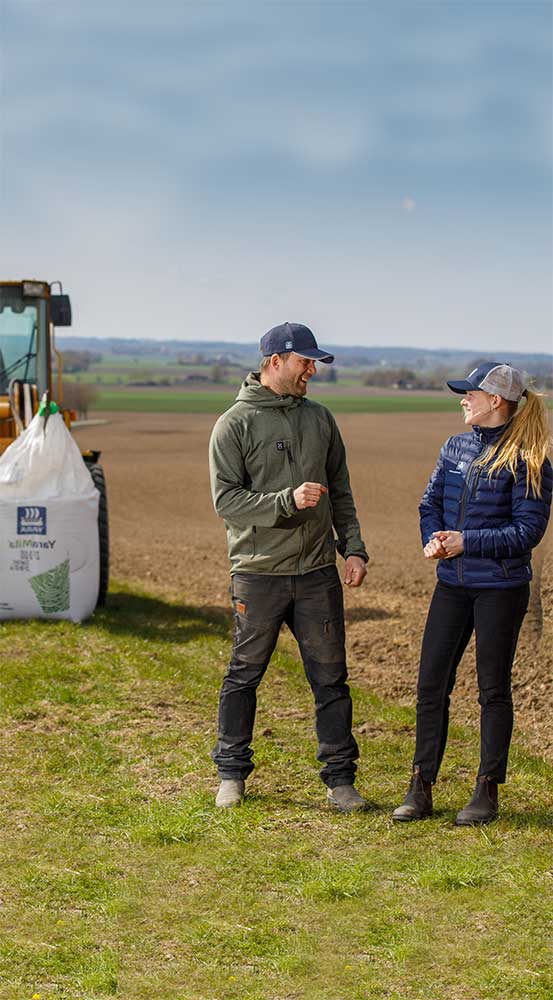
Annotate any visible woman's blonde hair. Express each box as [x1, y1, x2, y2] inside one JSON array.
[[478, 389, 551, 497]]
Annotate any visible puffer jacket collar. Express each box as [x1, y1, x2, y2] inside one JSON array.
[[471, 421, 510, 446]]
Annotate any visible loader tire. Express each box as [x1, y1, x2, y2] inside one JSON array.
[[89, 462, 109, 606]]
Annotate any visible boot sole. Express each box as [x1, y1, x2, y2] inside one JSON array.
[[327, 799, 369, 814], [392, 811, 432, 822], [455, 814, 497, 826]]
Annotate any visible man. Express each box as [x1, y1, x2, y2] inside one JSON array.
[[209, 322, 369, 812]]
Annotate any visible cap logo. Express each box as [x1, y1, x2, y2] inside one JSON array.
[[285, 340, 293, 349]]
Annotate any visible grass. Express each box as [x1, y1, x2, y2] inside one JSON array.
[[1, 584, 552, 1000], [89, 390, 462, 414]]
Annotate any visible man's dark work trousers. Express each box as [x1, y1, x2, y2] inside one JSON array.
[[212, 566, 359, 788], [414, 581, 529, 784]]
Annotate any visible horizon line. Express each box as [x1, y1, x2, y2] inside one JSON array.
[[57, 335, 553, 359]]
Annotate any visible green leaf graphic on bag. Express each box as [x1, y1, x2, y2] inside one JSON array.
[[29, 558, 70, 613]]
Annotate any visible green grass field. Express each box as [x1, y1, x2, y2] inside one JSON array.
[[89, 390, 462, 414], [1, 585, 552, 999]]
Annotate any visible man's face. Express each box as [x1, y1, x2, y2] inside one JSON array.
[[276, 353, 317, 397]]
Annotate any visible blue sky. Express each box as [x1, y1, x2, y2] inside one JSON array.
[[1, 1, 551, 352]]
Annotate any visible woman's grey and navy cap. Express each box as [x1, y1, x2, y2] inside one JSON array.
[[447, 361, 530, 402], [260, 322, 334, 364]]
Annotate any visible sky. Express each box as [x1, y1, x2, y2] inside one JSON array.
[[0, 0, 551, 353]]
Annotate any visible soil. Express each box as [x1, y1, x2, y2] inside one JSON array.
[[74, 411, 553, 760]]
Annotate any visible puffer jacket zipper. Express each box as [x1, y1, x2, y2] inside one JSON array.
[[456, 439, 489, 583]]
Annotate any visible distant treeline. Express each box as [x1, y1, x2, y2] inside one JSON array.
[[362, 364, 552, 391], [53, 350, 103, 373], [58, 336, 552, 377], [363, 367, 449, 390]]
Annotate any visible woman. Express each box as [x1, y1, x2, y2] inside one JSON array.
[[393, 362, 552, 825]]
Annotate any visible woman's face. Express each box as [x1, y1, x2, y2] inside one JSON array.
[[460, 390, 497, 426]]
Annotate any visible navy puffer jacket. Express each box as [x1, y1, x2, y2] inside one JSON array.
[[419, 423, 552, 589]]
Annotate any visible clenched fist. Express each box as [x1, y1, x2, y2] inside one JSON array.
[[433, 530, 464, 558], [293, 482, 328, 510]]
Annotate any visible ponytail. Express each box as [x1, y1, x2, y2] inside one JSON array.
[[478, 390, 551, 497]]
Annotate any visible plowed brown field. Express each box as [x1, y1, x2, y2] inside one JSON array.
[[74, 411, 553, 759]]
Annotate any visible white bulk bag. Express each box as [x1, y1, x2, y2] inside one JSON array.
[[0, 412, 100, 622]]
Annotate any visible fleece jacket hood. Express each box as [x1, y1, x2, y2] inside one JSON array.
[[235, 371, 303, 408]]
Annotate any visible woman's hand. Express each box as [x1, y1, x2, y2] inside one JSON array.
[[433, 530, 464, 559], [423, 535, 447, 560]]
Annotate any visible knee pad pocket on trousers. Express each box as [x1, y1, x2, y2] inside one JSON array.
[[299, 615, 346, 664]]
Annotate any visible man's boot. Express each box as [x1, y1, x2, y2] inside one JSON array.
[[455, 776, 498, 826], [392, 767, 433, 821], [215, 779, 245, 808], [327, 784, 369, 813]]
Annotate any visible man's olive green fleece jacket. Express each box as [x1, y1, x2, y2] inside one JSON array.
[[209, 372, 368, 575]]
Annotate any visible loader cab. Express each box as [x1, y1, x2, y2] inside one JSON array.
[[0, 280, 71, 452]]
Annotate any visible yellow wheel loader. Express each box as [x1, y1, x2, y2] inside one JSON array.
[[0, 280, 108, 605]]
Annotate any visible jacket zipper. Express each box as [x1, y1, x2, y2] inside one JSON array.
[[456, 442, 489, 583], [281, 411, 309, 574], [285, 443, 295, 487], [457, 443, 492, 527], [285, 443, 307, 570], [281, 412, 298, 486]]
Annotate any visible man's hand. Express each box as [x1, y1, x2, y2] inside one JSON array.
[[344, 555, 367, 587], [293, 482, 328, 510], [434, 530, 464, 558]]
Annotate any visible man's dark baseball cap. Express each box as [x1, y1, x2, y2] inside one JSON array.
[[447, 361, 529, 401], [260, 322, 334, 364]]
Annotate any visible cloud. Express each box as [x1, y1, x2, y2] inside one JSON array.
[[3, 0, 550, 176], [1, 1, 550, 352]]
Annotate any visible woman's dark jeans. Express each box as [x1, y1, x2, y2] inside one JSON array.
[[414, 581, 530, 784], [212, 566, 359, 789]]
